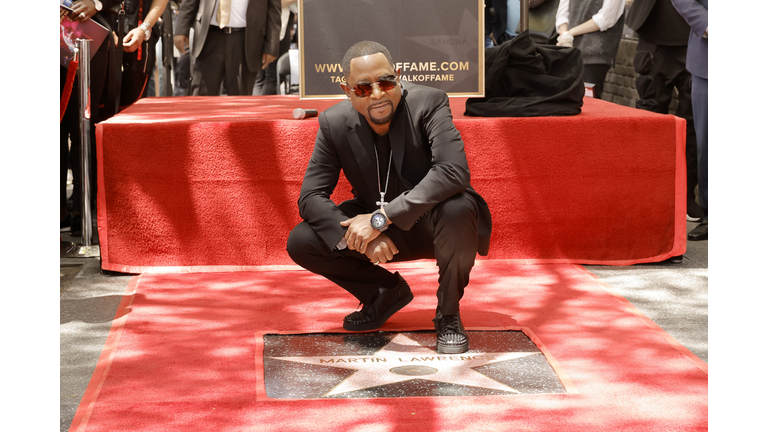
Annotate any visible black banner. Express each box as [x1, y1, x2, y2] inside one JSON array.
[[299, 0, 484, 99]]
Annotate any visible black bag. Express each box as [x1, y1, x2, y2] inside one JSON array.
[[465, 30, 584, 118]]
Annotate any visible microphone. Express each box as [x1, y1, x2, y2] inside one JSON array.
[[293, 108, 319, 119]]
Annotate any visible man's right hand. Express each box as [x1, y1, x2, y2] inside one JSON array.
[[364, 233, 399, 265], [174, 35, 188, 53]]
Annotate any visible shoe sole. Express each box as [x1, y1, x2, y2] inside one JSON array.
[[436, 340, 469, 354], [343, 291, 414, 332]]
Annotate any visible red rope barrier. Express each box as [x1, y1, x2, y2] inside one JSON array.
[[60, 59, 79, 123]]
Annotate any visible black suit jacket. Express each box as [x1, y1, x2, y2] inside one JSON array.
[[298, 82, 492, 256], [626, 0, 657, 30], [669, 0, 707, 79], [175, 0, 281, 73]]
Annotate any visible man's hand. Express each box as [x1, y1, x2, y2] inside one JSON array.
[[174, 35, 189, 53], [123, 28, 144, 52], [340, 214, 380, 253], [69, 0, 97, 22], [262, 53, 277, 69], [364, 233, 399, 265]]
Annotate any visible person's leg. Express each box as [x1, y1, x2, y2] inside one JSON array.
[[260, 27, 291, 95], [427, 192, 479, 316], [582, 64, 611, 100], [691, 75, 708, 220], [672, 60, 702, 220], [688, 74, 708, 240], [386, 191, 479, 353], [242, 66, 258, 98], [253, 69, 265, 95], [221, 31, 245, 95], [195, 31, 226, 96], [286, 199, 398, 304]]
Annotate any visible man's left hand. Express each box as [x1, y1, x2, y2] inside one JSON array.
[[262, 53, 277, 69], [340, 214, 380, 253]]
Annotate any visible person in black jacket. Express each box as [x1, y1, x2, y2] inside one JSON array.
[[626, 0, 702, 222], [60, 0, 121, 236], [669, 0, 707, 240], [116, 0, 168, 105], [286, 41, 492, 355]]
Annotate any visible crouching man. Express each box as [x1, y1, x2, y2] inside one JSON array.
[[286, 41, 492, 354]]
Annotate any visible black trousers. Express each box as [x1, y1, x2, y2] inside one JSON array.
[[286, 192, 480, 316], [254, 12, 293, 95], [192, 28, 257, 96], [583, 63, 611, 100], [691, 75, 707, 220], [633, 40, 699, 214]]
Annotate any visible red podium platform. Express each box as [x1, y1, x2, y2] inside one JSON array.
[[95, 96, 686, 273]]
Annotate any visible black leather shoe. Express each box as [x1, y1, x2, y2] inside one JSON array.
[[687, 220, 708, 241], [343, 272, 413, 331], [434, 312, 469, 354], [662, 255, 683, 264]]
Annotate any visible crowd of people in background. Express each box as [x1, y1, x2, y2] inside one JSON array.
[[486, 0, 707, 240], [60, 0, 707, 241]]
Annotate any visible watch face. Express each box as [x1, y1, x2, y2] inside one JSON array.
[[372, 213, 387, 229]]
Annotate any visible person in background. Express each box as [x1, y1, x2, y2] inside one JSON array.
[[626, 0, 703, 222], [668, 0, 707, 241], [555, 0, 625, 99], [173, 0, 282, 96], [118, 0, 168, 105], [490, 0, 521, 45], [60, 0, 120, 237], [253, 0, 296, 95]]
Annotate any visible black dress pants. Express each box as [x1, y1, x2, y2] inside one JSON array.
[[286, 192, 480, 316], [633, 40, 699, 215], [583, 63, 611, 100], [193, 28, 256, 96]]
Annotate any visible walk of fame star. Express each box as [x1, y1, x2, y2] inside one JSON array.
[[269, 333, 538, 397]]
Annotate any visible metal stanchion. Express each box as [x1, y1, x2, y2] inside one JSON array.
[[161, 4, 175, 96], [71, 38, 100, 258], [520, 0, 530, 33]]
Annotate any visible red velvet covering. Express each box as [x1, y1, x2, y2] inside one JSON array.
[[69, 263, 706, 431], [95, 96, 686, 272]]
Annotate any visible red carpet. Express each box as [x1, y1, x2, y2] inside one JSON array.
[[70, 261, 706, 431], [95, 96, 686, 272]]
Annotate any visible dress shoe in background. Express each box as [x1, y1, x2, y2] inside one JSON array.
[[687, 220, 708, 241]]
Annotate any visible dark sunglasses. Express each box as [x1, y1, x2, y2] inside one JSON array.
[[345, 76, 398, 98]]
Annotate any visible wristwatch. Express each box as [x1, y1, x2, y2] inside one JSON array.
[[370, 209, 388, 232], [140, 22, 152, 41], [94, 1, 103, 11]]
